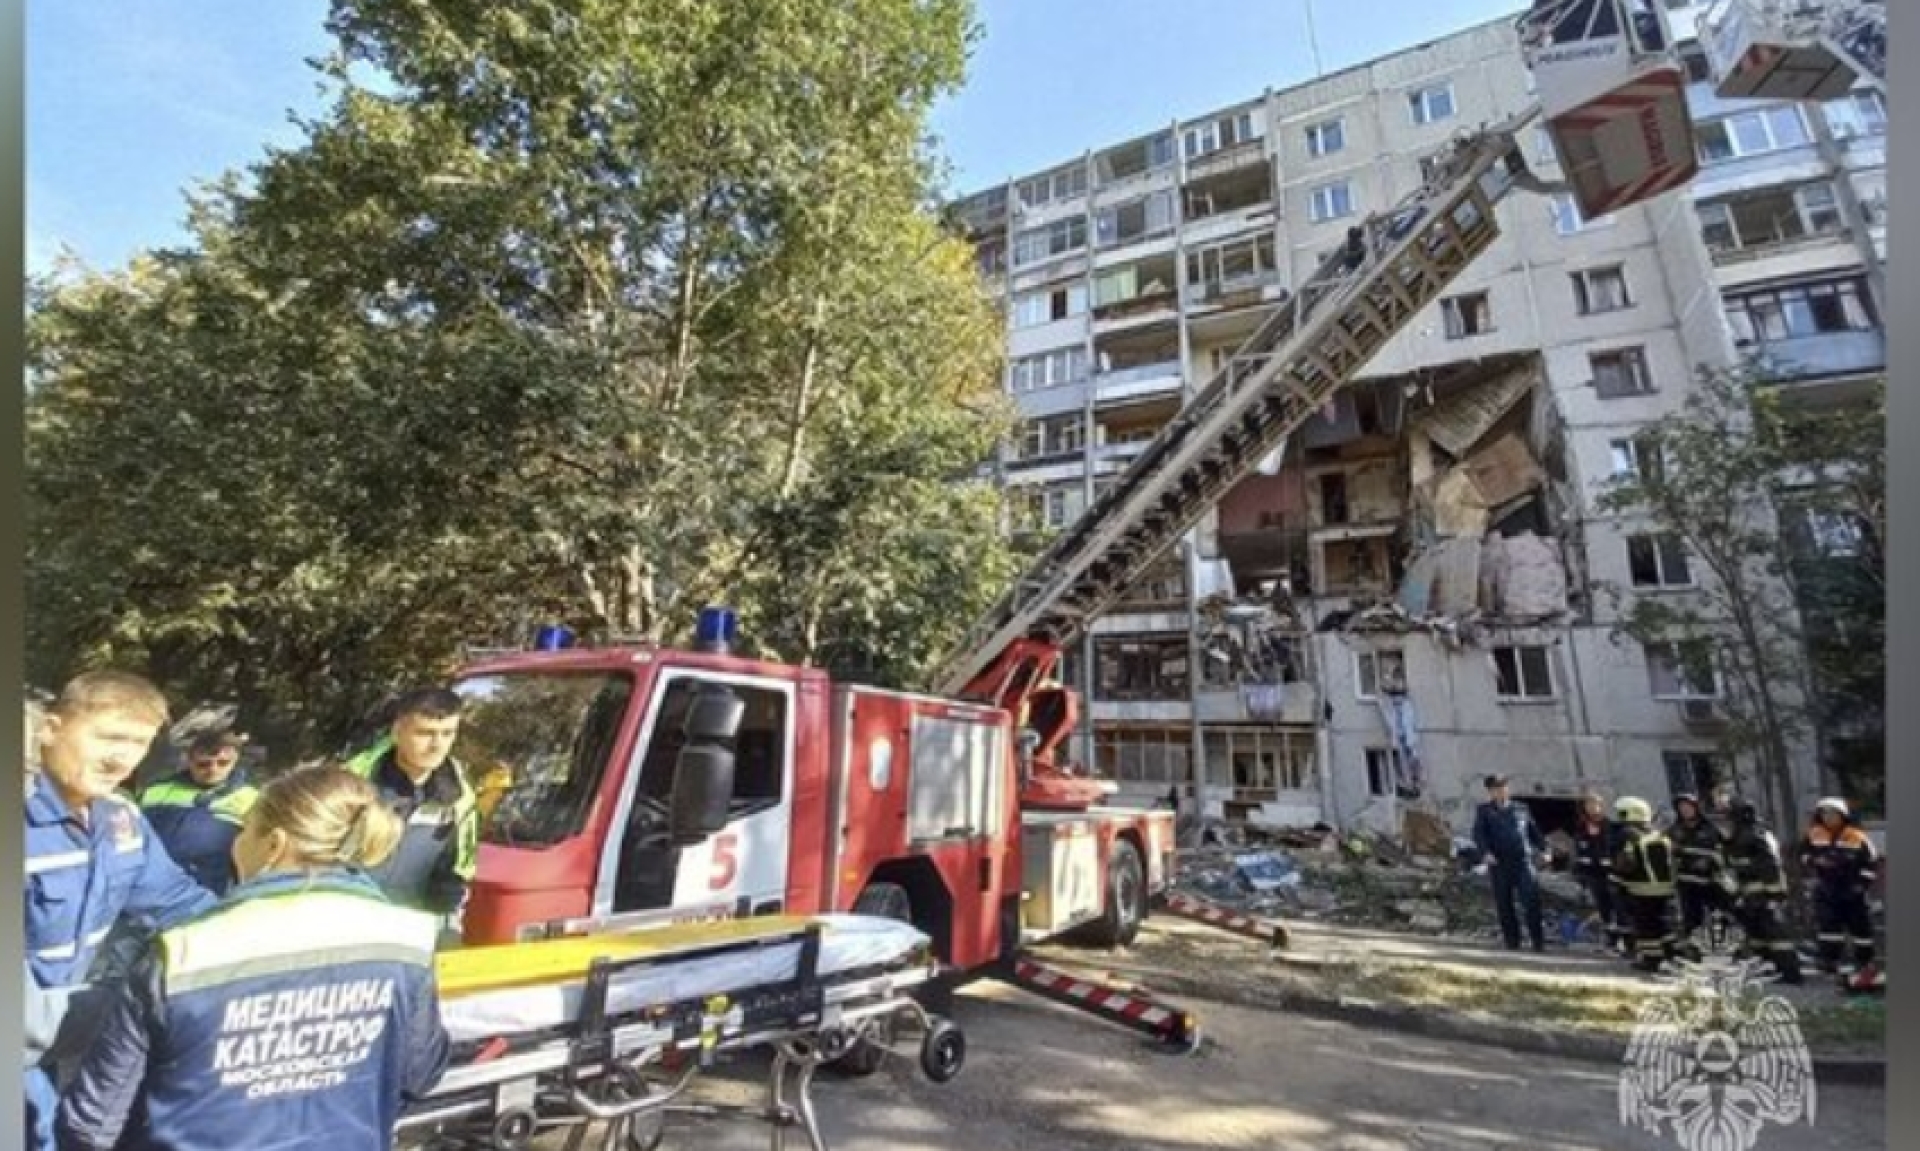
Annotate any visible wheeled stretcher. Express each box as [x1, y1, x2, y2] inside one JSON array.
[[398, 915, 966, 1151]]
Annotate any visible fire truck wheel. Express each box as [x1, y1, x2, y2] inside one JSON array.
[[1083, 840, 1146, 949], [834, 883, 915, 1077]]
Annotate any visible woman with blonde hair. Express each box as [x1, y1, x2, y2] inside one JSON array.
[[57, 764, 450, 1151]]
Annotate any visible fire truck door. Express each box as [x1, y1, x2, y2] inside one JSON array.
[[593, 671, 796, 919]]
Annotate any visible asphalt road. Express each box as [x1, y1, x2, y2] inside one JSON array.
[[516, 980, 1884, 1151]]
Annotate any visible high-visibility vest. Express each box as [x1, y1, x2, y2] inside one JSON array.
[[344, 738, 479, 913], [1612, 829, 1677, 897]]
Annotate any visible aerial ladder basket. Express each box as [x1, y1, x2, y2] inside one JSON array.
[[1701, 0, 1885, 102], [1519, 0, 1699, 221]]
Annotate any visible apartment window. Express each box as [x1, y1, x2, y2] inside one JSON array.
[[1187, 233, 1278, 294], [1310, 181, 1355, 223], [1015, 414, 1086, 461], [1012, 282, 1088, 328], [1012, 217, 1087, 267], [1095, 635, 1190, 701], [1009, 346, 1088, 393], [1723, 277, 1878, 345], [1628, 533, 1694, 589], [1354, 649, 1407, 700], [1694, 107, 1810, 164], [1441, 292, 1493, 339], [1678, 43, 1713, 83], [1609, 435, 1667, 483], [1017, 165, 1088, 210], [1305, 118, 1346, 158], [1184, 111, 1258, 159], [1696, 183, 1844, 254], [1203, 729, 1316, 795], [1365, 748, 1404, 797], [1408, 83, 1456, 126], [1094, 726, 1191, 787], [1591, 347, 1653, 398], [1572, 265, 1632, 315], [1492, 645, 1555, 701], [1663, 751, 1729, 804], [1095, 191, 1176, 248], [1647, 641, 1721, 700], [1550, 193, 1614, 236], [1824, 90, 1887, 139]]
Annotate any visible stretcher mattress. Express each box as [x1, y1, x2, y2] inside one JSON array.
[[437, 914, 930, 1045]]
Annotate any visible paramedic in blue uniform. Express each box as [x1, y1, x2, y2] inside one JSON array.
[[139, 728, 259, 894], [24, 672, 216, 1151], [58, 763, 451, 1151]]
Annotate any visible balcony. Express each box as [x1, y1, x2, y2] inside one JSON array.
[[1094, 359, 1183, 404], [1185, 137, 1267, 181], [1186, 270, 1286, 311], [1745, 330, 1886, 383], [1193, 683, 1320, 726]]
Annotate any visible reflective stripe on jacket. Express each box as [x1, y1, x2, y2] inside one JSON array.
[[139, 774, 259, 895], [345, 739, 478, 915], [55, 869, 450, 1151], [1612, 829, 1677, 898], [25, 774, 216, 990]]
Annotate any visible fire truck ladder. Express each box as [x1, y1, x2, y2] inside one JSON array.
[[933, 112, 1542, 699]]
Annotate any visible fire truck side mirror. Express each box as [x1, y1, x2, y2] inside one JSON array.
[[669, 683, 744, 846]]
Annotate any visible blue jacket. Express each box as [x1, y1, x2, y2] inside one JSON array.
[[1472, 799, 1547, 868], [139, 771, 260, 895], [24, 774, 215, 991], [56, 869, 450, 1151]]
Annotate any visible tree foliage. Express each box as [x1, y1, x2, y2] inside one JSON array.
[[26, 0, 1014, 756], [1597, 362, 1884, 827]]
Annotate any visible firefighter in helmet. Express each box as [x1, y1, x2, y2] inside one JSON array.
[[1799, 796, 1881, 987], [1669, 792, 1729, 958], [1723, 799, 1802, 984], [1609, 797, 1677, 972]]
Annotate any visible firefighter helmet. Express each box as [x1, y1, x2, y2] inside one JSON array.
[[1615, 797, 1654, 825], [1814, 797, 1851, 820], [1673, 791, 1700, 811]]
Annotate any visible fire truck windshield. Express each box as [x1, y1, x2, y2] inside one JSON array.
[[455, 671, 634, 848]]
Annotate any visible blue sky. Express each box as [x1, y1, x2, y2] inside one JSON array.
[[28, 0, 1522, 274]]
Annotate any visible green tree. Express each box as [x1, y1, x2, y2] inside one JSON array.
[[26, 0, 1014, 756], [1597, 363, 1884, 830]]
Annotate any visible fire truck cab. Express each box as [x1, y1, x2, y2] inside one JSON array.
[[452, 633, 1175, 982]]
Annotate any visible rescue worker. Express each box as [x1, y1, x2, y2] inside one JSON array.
[[1722, 799, 1802, 984], [1570, 792, 1623, 954], [1470, 774, 1548, 952], [1799, 797, 1881, 985], [1609, 796, 1677, 972], [56, 764, 451, 1151], [24, 672, 216, 1151], [345, 687, 479, 926], [138, 728, 259, 894], [1670, 792, 1729, 958]]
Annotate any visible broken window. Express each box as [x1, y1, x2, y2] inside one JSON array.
[[1696, 183, 1844, 253], [1354, 649, 1407, 700], [1492, 645, 1555, 700], [1572, 265, 1631, 314], [1550, 192, 1613, 236], [1095, 191, 1176, 249], [1017, 165, 1088, 210], [1365, 747, 1403, 797], [1094, 726, 1191, 786], [1408, 83, 1456, 126], [1627, 533, 1693, 588], [1184, 111, 1258, 160], [1825, 90, 1888, 139], [1012, 281, 1088, 328], [1591, 347, 1652, 398], [1095, 636, 1191, 701], [1317, 473, 1350, 525], [1609, 435, 1667, 483], [1722, 277, 1878, 345], [1646, 640, 1721, 699], [975, 239, 1007, 278], [1305, 118, 1345, 158], [1441, 292, 1493, 339], [1310, 181, 1355, 223], [1662, 750, 1728, 802], [1009, 347, 1088, 393]]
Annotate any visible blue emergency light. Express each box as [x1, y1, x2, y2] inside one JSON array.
[[533, 624, 576, 652], [694, 606, 739, 654]]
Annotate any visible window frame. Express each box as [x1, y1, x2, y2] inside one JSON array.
[[1646, 641, 1722, 701], [1491, 644, 1556, 701], [1305, 118, 1346, 159], [1627, 532, 1695, 589], [1309, 180, 1355, 223], [1591, 346, 1653, 398], [1353, 649, 1407, 701], [1408, 83, 1457, 127], [1572, 265, 1633, 315]]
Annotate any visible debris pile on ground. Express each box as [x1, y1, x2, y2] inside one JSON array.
[[1172, 821, 1593, 941]]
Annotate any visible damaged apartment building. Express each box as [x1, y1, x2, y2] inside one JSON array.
[[948, 13, 1836, 838]]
